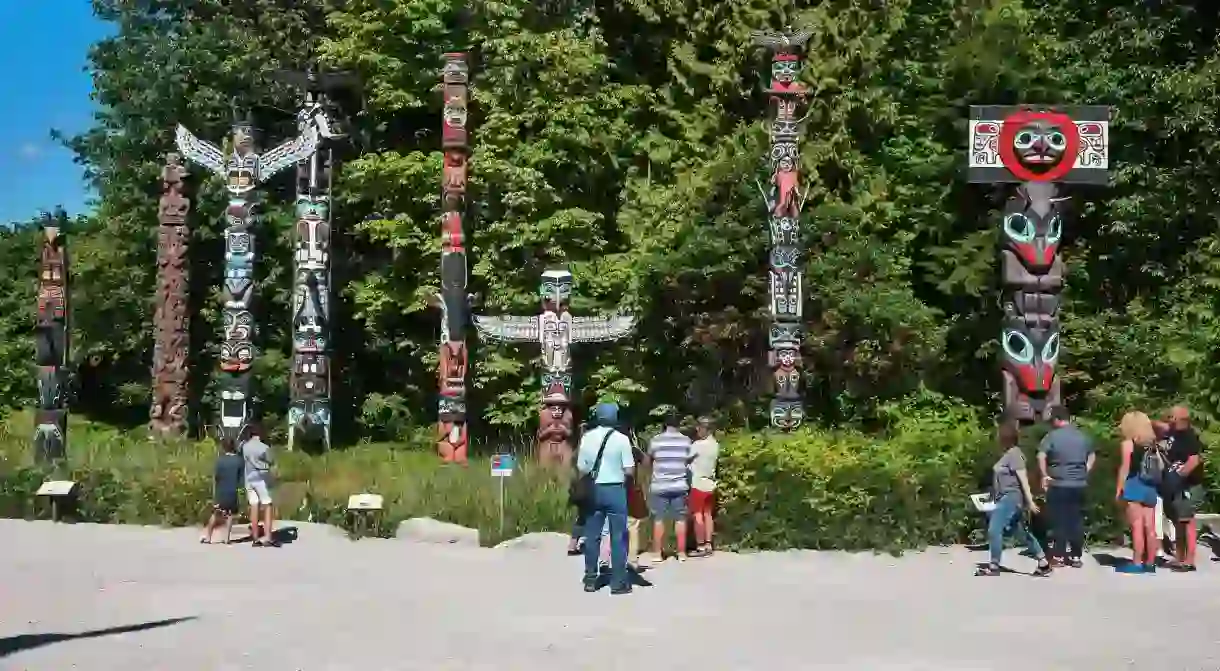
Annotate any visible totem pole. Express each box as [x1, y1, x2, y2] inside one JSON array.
[[149, 154, 192, 437], [436, 52, 474, 464], [474, 269, 634, 466], [34, 207, 70, 463], [753, 28, 812, 431], [967, 105, 1110, 422], [281, 68, 351, 451], [175, 110, 322, 441]]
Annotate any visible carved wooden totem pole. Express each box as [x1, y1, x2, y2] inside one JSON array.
[[149, 154, 192, 437], [753, 29, 811, 431], [175, 111, 321, 441], [436, 52, 474, 464], [34, 208, 70, 462], [474, 269, 635, 466], [967, 105, 1110, 422], [284, 69, 349, 451]]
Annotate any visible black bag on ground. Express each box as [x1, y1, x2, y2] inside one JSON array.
[[569, 430, 614, 509]]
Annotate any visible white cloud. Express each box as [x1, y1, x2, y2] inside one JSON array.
[[18, 143, 42, 159]]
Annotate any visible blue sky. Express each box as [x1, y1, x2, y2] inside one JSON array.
[[0, 4, 112, 225]]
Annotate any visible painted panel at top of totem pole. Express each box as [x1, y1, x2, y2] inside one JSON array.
[[753, 28, 811, 432], [176, 116, 321, 441], [473, 268, 635, 466], [968, 105, 1110, 185], [437, 51, 473, 465]]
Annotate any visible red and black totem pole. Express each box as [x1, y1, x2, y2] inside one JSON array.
[[436, 52, 473, 464], [34, 207, 70, 462], [753, 28, 811, 431], [150, 153, 192, 437], [968, 105, 1110, 422]]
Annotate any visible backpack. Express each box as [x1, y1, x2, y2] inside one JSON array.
[[1138, 442, 1166, 486]]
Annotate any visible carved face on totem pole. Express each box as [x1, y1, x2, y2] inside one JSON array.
[[1010, 122, 1069, 175], [769, 246, 802, 319], [228, 122, 257, 191], [442, 153, 467, 209], [441, 54, 469, 149], [437, 396, 468, 460], [221, 310, 255, 372], [769, 52, 805, 93], [770, 401, 805, 431]]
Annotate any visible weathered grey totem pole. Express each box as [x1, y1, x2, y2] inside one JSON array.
[[474, 270, 634, 466], [753, 28, 811, 431], [34, 207, 70, 462], [149, 154, 192, 437], [175, 111, 322, 441], [436, 52, 474, 464], [967, 105, 1110, 422], [281, 68, 350, 451]]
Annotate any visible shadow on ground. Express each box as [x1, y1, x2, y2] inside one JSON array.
[[0, 616, 197, 658]]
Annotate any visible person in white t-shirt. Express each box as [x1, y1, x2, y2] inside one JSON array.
[[688, 417, 720, 557]]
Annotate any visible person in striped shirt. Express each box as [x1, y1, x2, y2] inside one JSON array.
[[646, 411, 692, 564]]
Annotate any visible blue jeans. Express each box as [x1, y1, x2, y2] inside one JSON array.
[[583, 483, 629, 589], [988, 492, 1045, 566]]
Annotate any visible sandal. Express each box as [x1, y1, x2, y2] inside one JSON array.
[[1032, 562, 1053, 577], [974, 563, 1001, 576]]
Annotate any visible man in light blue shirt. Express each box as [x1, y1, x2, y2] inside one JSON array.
[[575, 402, 635, 594]]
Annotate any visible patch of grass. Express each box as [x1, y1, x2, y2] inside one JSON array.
[[0, 411, 571, 545]]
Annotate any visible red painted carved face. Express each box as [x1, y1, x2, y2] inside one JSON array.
[[1002, 210, 1061, 272], [1001, 328, 1059, 394]]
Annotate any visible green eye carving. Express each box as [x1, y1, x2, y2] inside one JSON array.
[[1046, 215, 1062, 244], [1003, 213, 1035, 243], [1042, 332, 1060, 363], [1002, 330, 1034, 364]]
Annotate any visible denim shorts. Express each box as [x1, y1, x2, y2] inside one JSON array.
[[648, 490, 688, 521], [1121, 477, 1157, 507]]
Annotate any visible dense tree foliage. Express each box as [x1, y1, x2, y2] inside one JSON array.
[[3, 0, 1218, 445]]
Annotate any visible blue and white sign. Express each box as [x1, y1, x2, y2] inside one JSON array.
[[491, 454, 515, 477]]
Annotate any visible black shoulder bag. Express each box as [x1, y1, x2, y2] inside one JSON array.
[[569, 429, 614, 509]]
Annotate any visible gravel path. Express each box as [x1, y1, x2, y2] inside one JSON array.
[[3, 519, 1220, 670]]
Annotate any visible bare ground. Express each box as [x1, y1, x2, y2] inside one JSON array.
[[3, 519, 1219, 670]]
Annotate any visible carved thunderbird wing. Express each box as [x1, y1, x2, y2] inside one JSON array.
[[473, 315, 540, 343], [751, 30, 813, 49], [174, 124, 227, 176], [570, 315, 635, 343], [258, 124, 320, 182]]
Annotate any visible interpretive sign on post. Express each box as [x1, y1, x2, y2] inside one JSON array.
[[491, 454, 515, 477]]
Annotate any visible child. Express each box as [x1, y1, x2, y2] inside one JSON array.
[[201, 438, 244, 544]]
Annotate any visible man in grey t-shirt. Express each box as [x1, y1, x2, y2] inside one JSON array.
[[1036, 406, 1095, 566]]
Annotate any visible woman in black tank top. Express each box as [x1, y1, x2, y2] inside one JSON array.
[[1116, 412, 1158, 573]]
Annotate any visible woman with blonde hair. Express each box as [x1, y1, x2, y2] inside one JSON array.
[[1116, 411, 1161, 573]]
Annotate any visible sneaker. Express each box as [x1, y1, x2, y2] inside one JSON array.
[[1171, 563, 1197, 573], [676, 554, 687, 563], [1032, 563, 1053, 577], [1116, 563, 1146, 574], [610, 585, 633, 595], [1068, 557, 1084, 569], [1143, 563, 1158, 574], [582, 576, 598, 592]]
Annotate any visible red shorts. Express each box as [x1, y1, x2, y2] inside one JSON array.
[[689, 488, 715, 514]]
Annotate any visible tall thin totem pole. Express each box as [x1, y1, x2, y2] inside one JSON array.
[[284, 69, 349, 451], [175, 112, 321, 441], [436, 52, 473, 464], [474, 269, 635, 466], [34, 208, 70, 462], [753, 29, 811, 431], [149, 154, 192, 437], [967, 105, 1110, 422]]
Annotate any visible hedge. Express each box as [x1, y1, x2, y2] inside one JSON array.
[[1, 409, 1216, 552]]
